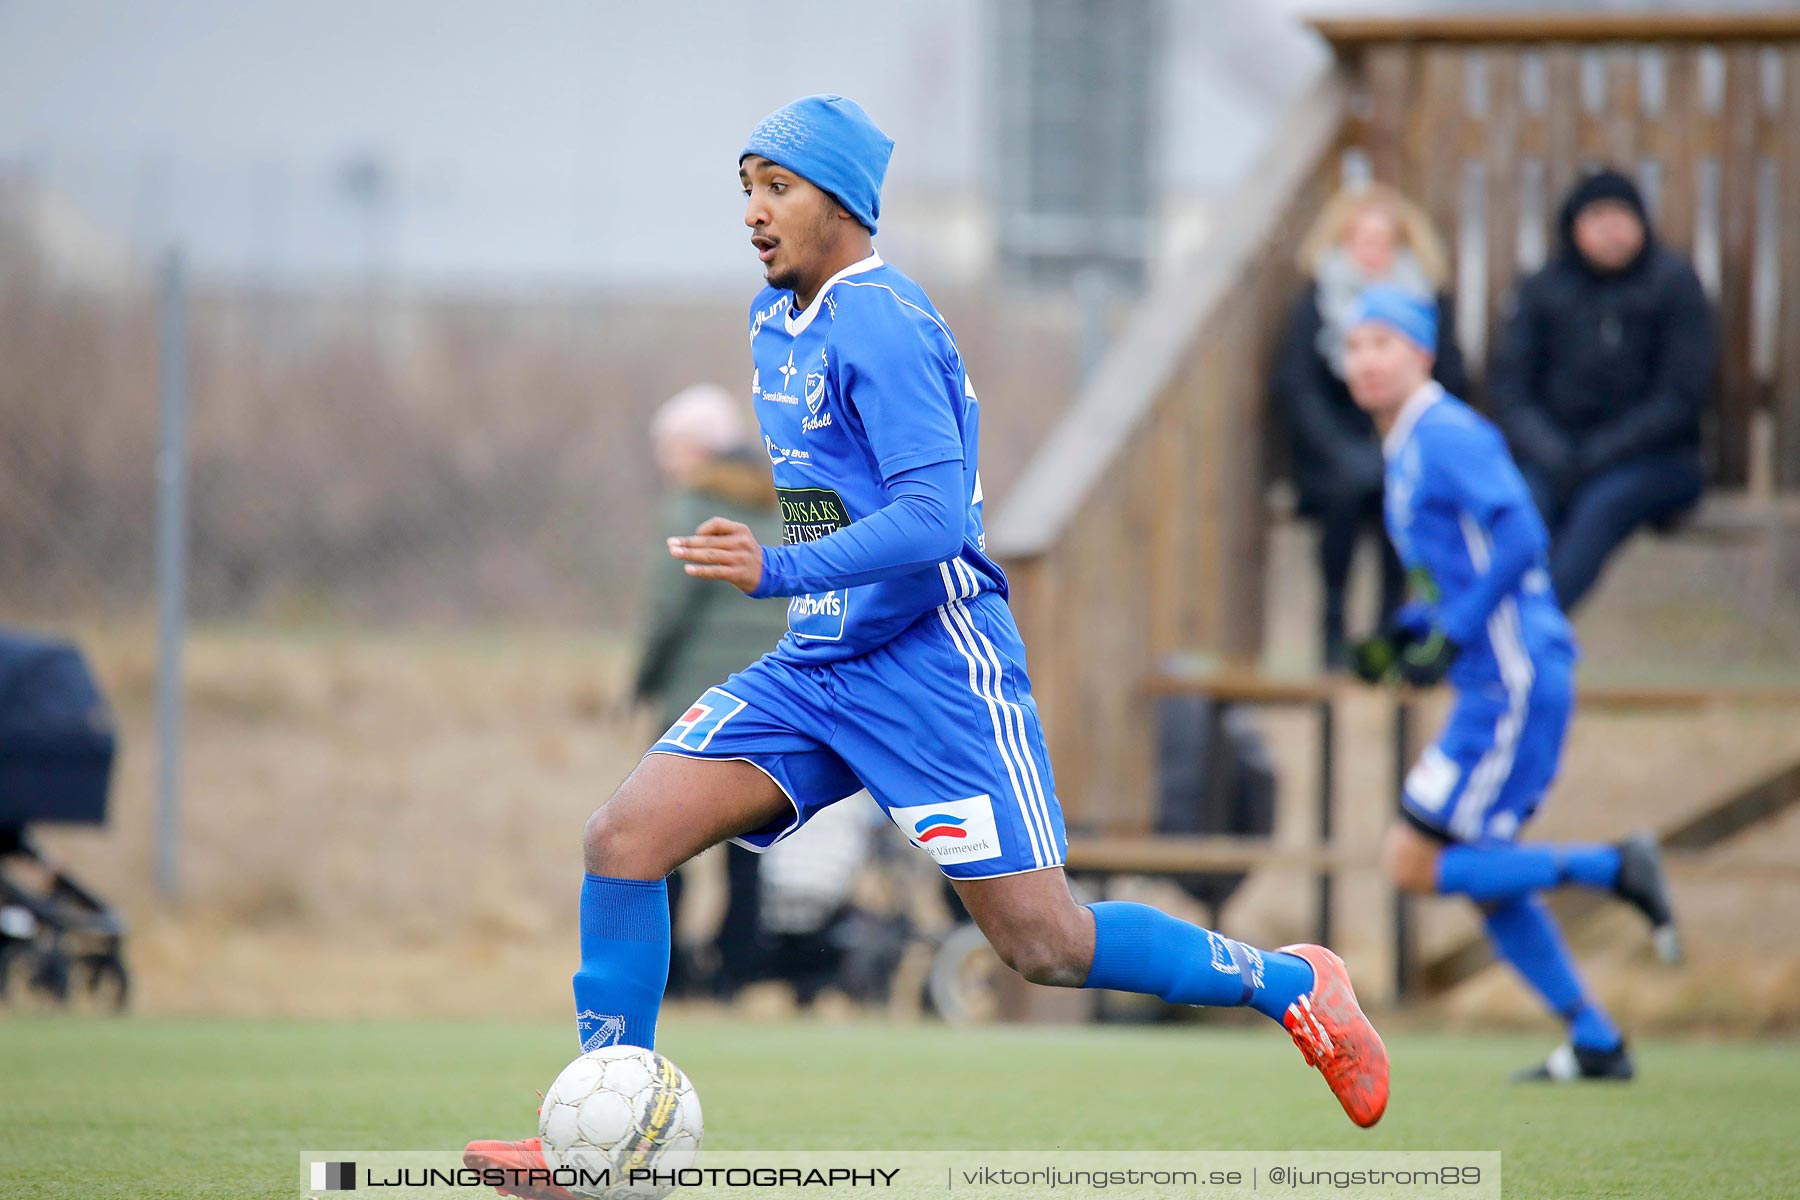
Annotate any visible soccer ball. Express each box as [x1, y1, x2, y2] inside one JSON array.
[[538, 1046, 703, 1200]]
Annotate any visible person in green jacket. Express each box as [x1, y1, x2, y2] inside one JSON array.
[[630, 383, 788, 998]]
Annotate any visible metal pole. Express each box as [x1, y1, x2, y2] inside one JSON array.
[[1316, 697, 1335, 947], [1392, 700, 1415, 1000], [154, 248, 189, 898]]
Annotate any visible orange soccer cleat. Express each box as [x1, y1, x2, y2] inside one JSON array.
[[1278, 943, 1391, 1128], [462, 1136, 581, 1200]]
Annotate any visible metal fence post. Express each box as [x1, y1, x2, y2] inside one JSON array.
[[155, 248, 189, 898]]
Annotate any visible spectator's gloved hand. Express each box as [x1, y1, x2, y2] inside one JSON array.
[[1348, 603, 1435, 685], [1348, 634, 1399, 685], [1391, 601, 1435, 643], [1396, 624, 1460, 688]]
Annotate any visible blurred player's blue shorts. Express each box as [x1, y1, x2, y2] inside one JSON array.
[[1401, 650, 1575, 843], [649, 592, 1068, 879]]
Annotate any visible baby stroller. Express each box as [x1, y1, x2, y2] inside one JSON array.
[[0, 629, 128, 1010]]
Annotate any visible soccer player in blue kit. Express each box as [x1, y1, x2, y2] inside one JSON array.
[[1341, 286, 1682, 1084], [467, 96, 1388, 1197]]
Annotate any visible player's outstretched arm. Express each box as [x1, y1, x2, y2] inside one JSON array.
[[667, 458, 966, 597], [1438, 500, 1545, 645], [667, 516, 767, 594]]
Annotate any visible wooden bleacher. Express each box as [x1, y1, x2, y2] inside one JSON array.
[[985, 13, 1800, 1005]]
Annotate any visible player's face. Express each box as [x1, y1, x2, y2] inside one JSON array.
[[741, 156, 844, 295], [1573, 200, 1645, 272], [1345, 322, 1431, 414]]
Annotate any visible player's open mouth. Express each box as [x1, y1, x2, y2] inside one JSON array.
[[751, 235, 778, 263]]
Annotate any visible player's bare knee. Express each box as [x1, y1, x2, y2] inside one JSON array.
[[582, 794, 662, 879], [999, 936, 1087, 988], [986, 909, 1092, 988], [1383, 825, 1440, 894]]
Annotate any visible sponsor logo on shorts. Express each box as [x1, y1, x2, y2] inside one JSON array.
[[887, 795, 1003, 866], [1405, 746, 1460, 815], [661, 687, 748, 752], [912, 813, 968, 842]]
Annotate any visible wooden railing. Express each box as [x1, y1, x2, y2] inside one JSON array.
[[988, 13, 1800, 839], [1320, 12, 1800, 489], [986, 73, 1350, 834]]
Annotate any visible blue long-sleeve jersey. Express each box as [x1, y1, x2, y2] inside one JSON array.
[[744, 251, 1004, 663], [1383, 383, 1576, 687]]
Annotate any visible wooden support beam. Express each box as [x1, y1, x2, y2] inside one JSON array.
[[1313, 14, 1800, 47]]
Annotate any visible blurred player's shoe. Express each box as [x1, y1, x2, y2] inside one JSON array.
[[1278, 943, 1390, 1127], [1614, 832, 1682, 964], [462, 1137, 579, 1200], [1512, 1040, 1635, 1083]]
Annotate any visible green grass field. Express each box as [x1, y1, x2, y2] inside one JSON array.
[[0, 1015, 1791, 1199]]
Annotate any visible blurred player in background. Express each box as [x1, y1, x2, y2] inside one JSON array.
[[1344, 286, 1682, 1083], [468, 95, 1388, 1195], [632, 384, 788, 1000]]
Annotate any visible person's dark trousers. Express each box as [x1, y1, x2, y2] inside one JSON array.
[[713, 841, 763, 995], [663, 842, 764, 999], [1314, 488, 1406, 670], [1526, 449, 1705, 612]]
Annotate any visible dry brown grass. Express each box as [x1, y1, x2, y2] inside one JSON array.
[[18, 610, 1799, 1033]]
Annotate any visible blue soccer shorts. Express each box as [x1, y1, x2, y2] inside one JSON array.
[[648, 592, 1068, 879], [1401, 651, 1575, 844]]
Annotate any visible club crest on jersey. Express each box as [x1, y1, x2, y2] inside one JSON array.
[[801, 372, 832, 433], [660, 687, 747, 753]]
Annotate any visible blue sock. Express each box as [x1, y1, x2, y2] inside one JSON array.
[[572, 874, 669, 1052], [1081, 901, 1315, 1023], [1438, 842, 1621, 903], [1483, 894, 1621, 1051]]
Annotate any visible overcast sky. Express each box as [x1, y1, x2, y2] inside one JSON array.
[[0, 0, 1756, 288]]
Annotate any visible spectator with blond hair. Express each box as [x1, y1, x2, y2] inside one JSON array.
[[1274, 183, 1469, 671]]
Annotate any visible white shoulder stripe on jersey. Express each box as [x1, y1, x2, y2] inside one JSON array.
[[835, 279, 960, 352]]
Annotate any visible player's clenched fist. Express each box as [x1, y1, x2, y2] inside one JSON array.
[[667, 516, 765, 594]]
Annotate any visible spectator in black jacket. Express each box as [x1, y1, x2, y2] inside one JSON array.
[[1490, 168, 1715, 612], [1275, 184, 1469, 670]]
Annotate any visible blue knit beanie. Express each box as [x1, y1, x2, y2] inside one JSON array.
[[1347, 284, 1438, 353], [740, 95, 894, 234]]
